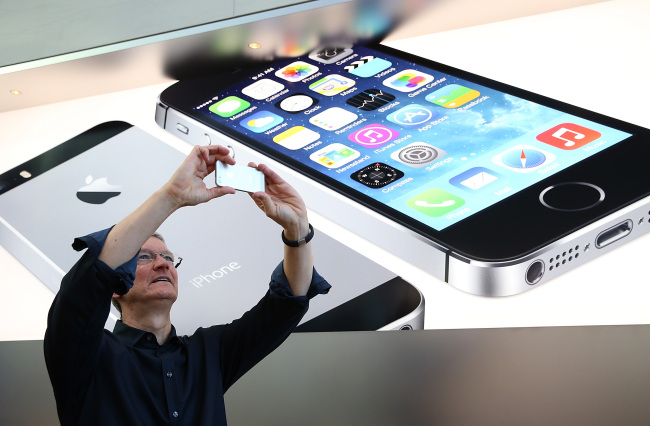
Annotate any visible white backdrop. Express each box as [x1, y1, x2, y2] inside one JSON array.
[[1, 0, 649, 340]]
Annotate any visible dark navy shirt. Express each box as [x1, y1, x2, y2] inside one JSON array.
[[44, 228, 330, 425]]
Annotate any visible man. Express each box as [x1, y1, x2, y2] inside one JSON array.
[[44, 145, 330, 425]]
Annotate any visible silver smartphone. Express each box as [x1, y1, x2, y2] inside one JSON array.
[[155, 41, 650, 297], [0, 122, 424, 333], [215, 161, 265, 193]]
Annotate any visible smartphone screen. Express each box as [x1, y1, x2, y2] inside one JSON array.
[[188, 44, 632, 233]]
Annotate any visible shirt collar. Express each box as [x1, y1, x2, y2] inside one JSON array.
[[113, 320, 184, 347]]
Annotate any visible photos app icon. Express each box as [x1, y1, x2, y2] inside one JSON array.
[[275, 61, 319, 82]]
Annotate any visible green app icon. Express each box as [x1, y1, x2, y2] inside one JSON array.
[[407, 189, 465, 217], [209, 96, 250, 118]]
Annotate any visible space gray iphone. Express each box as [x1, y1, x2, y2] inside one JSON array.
[[155, 41, 650, 296], [0, 122, 423, 333]]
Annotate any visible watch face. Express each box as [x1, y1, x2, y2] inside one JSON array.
[[276, 94, 319, 114], [351, 162, 404, 188]]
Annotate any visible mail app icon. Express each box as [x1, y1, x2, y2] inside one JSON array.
[[450, 167, 501, 191]]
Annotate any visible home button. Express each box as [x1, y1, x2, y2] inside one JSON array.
[[539, 182, 604, 211]]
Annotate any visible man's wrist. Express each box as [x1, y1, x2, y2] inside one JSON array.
[[282, 223, 314, 247]]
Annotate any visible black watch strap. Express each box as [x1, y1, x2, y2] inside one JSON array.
[[282, 223, 314, 247]]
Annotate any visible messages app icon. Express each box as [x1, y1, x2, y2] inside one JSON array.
[[407, 189, 465, 217], [210, 96, 250, 118]]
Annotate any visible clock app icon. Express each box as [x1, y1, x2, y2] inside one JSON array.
[[276, 93, 319, 114]]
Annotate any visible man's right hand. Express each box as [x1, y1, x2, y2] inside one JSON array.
[[163, 145, 237, 208]]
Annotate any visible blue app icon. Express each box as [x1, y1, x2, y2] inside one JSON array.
[[239, 110, 284, 133], [344, 56, 392, 78], [449, 167, 502, 191], [386, 104, 439, 126]]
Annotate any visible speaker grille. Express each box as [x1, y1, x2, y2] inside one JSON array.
[[548, 245, 581, 271]]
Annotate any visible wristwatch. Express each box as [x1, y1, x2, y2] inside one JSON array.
[[281, 223, 314, 247]]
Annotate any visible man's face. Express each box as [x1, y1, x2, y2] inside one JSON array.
[[123, 236, 179, 308]]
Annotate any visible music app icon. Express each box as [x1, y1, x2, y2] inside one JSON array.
[[348, 124, 400, 148], [536, 123, 601, 150]]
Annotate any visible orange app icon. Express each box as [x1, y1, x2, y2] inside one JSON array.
[[536, 123, 601, 150]]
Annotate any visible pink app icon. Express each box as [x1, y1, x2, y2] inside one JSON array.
[[348, 124, 400, 148]]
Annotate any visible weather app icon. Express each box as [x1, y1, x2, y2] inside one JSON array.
[[239, 110, 284, 133], [275, 61, 319, 82]]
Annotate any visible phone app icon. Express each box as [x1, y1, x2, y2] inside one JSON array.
[[346, 88, 396, 111], [309, 143, 360, 169], [273, 126, 320, 150], [351, 163, 404, 188], [239, 110, 284, 133], [390, 142, 445, 168], [308, 46, 354, 64], [536, 123, 601, 150], [348, 124, 399, 148], [276, 93, 319, 114], [492, 144, 556, 173], [425, 84, 480, 108], [309, 74, 356, 96], [383, 69, 433, 92], [241, 79, 285, 100], [209, 96, 250, 118], [407, 189, 465, 217], [309, 107, 358, 131], [450, 167, 501, 190], [344, 56, 392, 77], [387, 104, 439, 126], [275, 61, 319, 82]]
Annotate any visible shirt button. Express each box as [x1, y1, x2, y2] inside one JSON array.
[[173, 411, 179, 418], [167, 371, 173, 378]]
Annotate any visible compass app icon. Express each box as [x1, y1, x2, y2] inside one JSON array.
[[387, 104, 439, 126], [492, 144, 556, 173]]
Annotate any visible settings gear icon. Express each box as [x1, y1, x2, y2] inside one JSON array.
[[392, 143, 445, 167]]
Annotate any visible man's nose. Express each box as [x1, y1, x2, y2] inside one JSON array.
[[152, 254, 170, 268]]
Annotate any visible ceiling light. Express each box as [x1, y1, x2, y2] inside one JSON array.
[[10, 90, 22, 95], [248, 42, 261, 49]]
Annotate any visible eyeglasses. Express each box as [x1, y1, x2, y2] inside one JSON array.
[[137, 250, 183, 268]]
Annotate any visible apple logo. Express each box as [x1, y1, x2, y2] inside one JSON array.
[[76, 175, 122, 204]]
